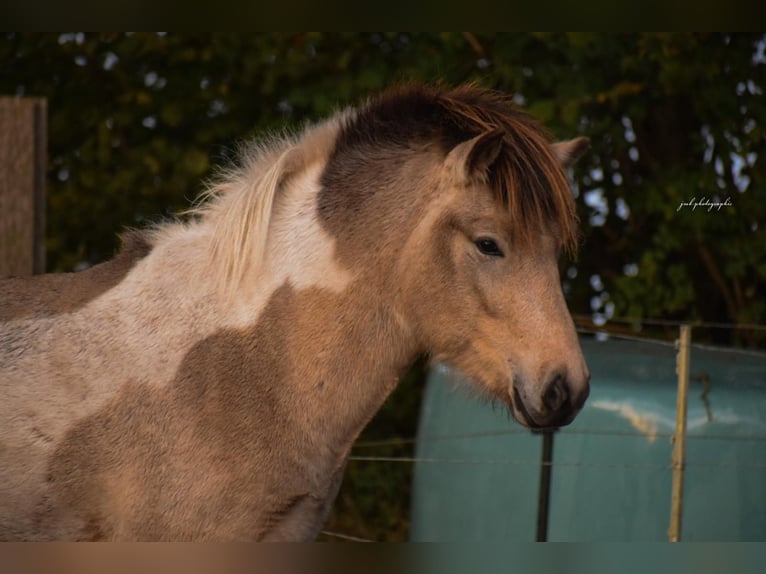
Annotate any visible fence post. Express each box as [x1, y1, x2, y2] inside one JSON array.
[[535, 430, 555, 542], [0, 97, 47, 277], [668, 323, 691, 542]]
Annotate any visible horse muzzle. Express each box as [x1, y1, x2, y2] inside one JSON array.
[[511, 370, 590, 429]]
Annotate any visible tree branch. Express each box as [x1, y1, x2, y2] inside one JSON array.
[[462, 32, 486, 59], [696, 242, 738, 322]]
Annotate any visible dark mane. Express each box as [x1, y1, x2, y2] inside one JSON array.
[[326, 84, 579, 252]]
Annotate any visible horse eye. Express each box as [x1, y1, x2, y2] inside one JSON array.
[[475, 238, 504, 257]]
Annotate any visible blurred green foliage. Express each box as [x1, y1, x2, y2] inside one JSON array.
[[2, 33, 765, 540]]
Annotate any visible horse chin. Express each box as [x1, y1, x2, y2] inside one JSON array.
[[442, 362, 550, 429], [510, 385, 538, 429]]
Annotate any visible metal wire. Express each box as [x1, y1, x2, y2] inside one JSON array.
[[577, 327, 766, 359], [319, 530, 374, 542], [352, 427, 766, 450], [347, 455, 766, 471], [573, 314, 766, 332], [351, 328, 766, 457], [575, 327, 678, 348], [690, 340, 766, 359], [341, 319, 766, 541], [692, 320, 766, 331]]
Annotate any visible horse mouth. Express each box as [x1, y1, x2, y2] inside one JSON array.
[[512, 385, 576, 431], [512, 385, 537, 428]]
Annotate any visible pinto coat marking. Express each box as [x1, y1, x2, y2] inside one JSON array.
[[0, 84, 589, 540]]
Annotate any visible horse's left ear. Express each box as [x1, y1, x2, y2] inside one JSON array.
[[445, 129, 505, 183], [552, 137, 590, 168]]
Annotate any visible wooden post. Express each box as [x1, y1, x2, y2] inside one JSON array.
[[0, 97, 47, 277], [668, 324, 691, 542]]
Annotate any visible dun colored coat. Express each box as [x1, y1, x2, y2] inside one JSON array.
[[0, 84, 590, 541]]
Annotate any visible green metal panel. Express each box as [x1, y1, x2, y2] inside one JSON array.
[[682, 346, 766, 541], [409, 365, 541, 542], [411, 337, 766, 541]]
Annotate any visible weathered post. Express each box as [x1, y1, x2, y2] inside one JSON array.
[[0, 97, 47, 277], [668, 323, 691, 542]]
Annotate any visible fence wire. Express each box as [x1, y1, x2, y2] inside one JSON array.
[[573, 314, 766, 332], [352, 427, 766, 449], [575, 326, 766, 360], [347, 455, 766, 471], [339, 316, 766, 542], [320, 530, 374, 543], [576, 319, 766, 361]]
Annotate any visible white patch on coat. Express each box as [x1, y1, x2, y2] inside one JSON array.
[[223, 162, 354, 328]]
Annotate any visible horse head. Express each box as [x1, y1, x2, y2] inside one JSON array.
[[385, 96, 591, 429]]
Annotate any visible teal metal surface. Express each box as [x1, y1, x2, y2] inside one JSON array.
[[410, 336, 766, 541]]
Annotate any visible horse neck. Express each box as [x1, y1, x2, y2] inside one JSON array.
[[271, 282, 416, 458], [261, 154, 443, 455], [183, 164, 421, 462]]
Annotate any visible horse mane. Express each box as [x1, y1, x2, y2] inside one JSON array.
[[181, 84, 577, 294], [186, 136, 296, 291], [331, 83, 579, 253]]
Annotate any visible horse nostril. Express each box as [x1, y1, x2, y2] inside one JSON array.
[[542, 374, 570, 412]]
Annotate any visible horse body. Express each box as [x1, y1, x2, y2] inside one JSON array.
[[0, 85, 590, 540]]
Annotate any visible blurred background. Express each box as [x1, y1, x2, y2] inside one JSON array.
[[2, 32, 764, 541]]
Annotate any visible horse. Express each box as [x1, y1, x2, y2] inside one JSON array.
[[0, 84, 590, 541]]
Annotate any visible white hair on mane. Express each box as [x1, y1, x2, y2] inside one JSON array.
[[200, 138, 297, 292], [183, 114, 347, 295]]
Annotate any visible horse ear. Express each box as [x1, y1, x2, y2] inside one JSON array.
[[446, 129, 505, 183], [552, 137, 590, 168]]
